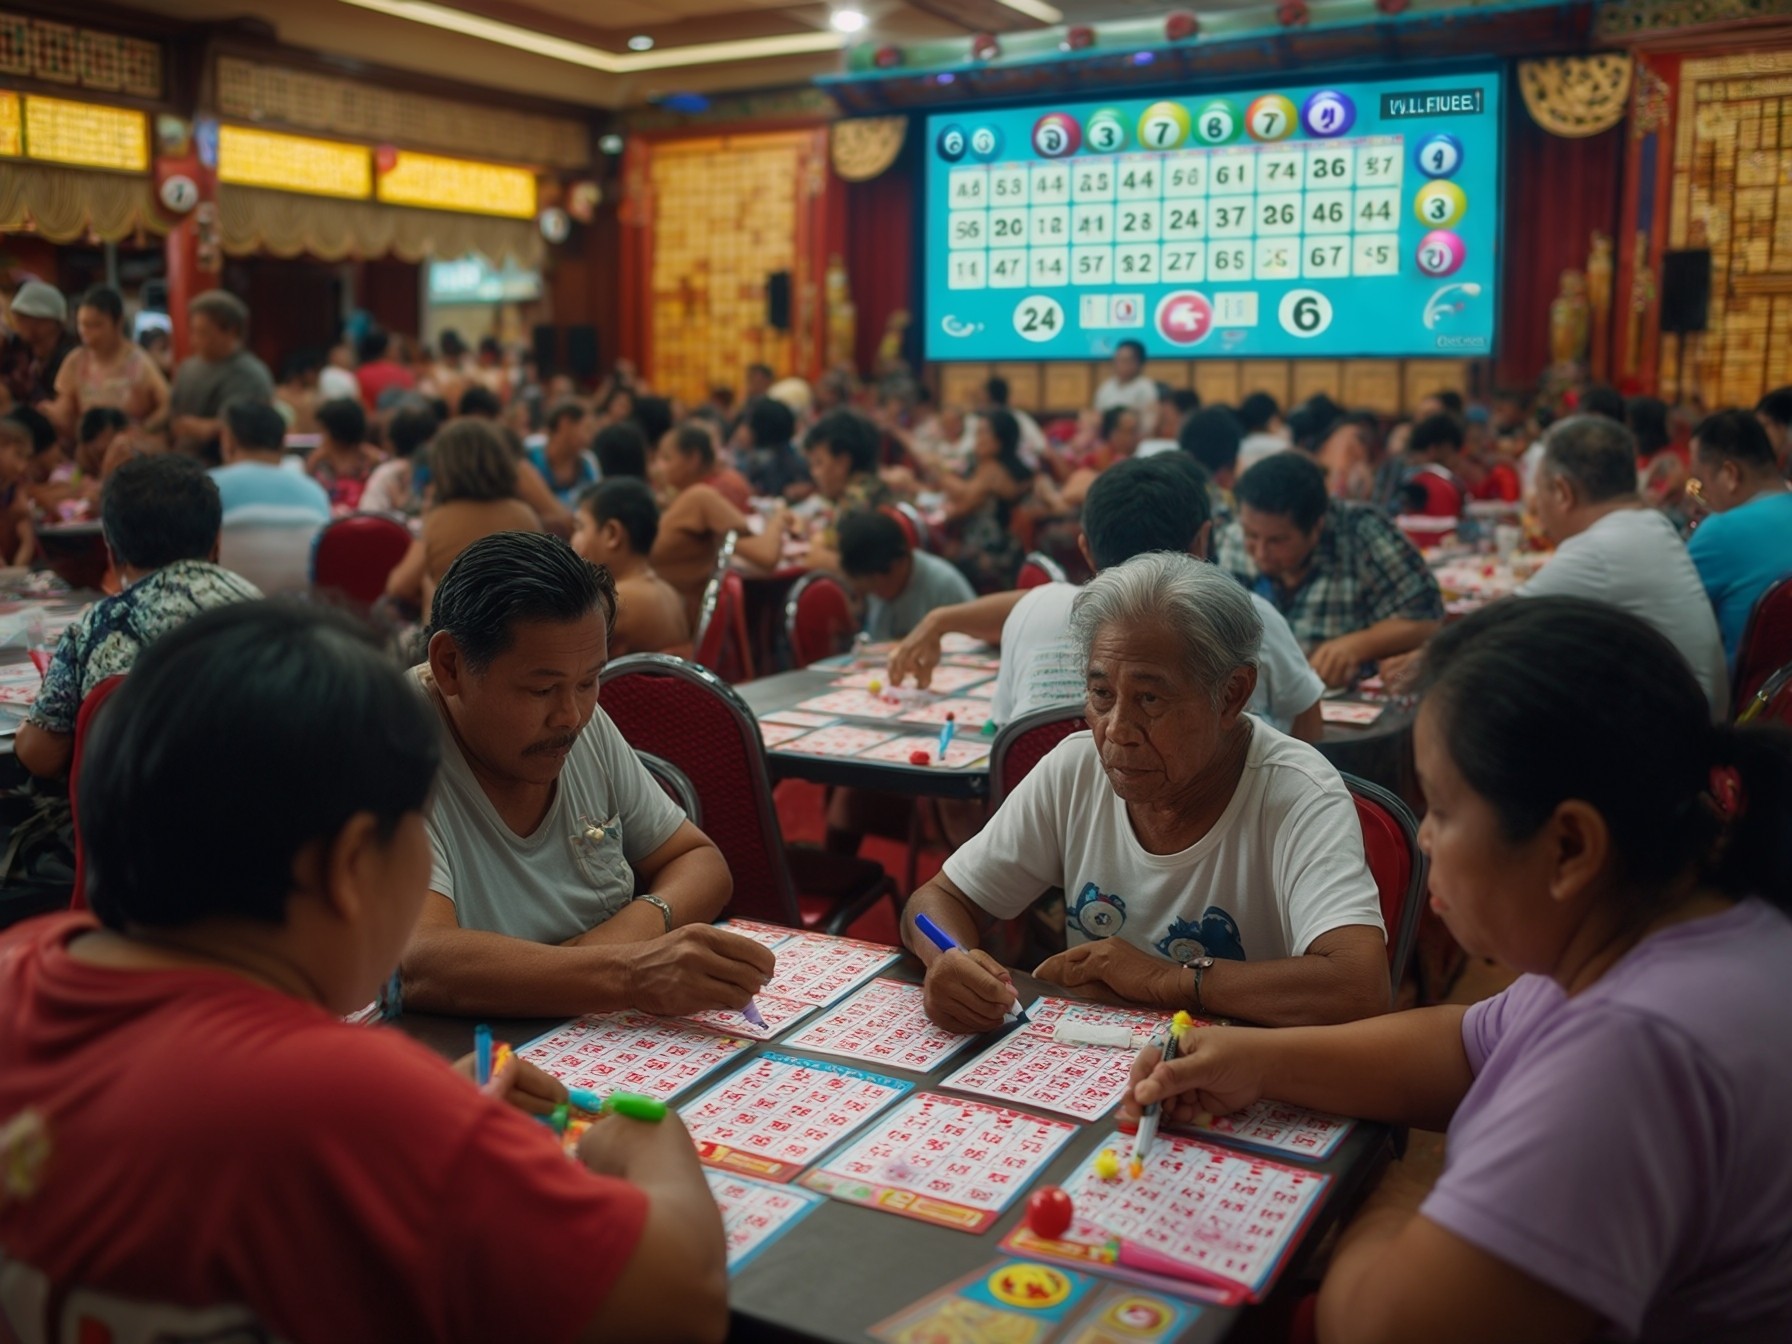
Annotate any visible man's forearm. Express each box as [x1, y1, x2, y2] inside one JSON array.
[[900, 880, 986, 967], [401, 924, 635, 1017], [1195, 948, 1389, 1028], [1354, 617, 1439, 662], [919, 589, 1027, 647]]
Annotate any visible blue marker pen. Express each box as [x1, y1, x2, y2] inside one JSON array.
[[936, 715, 957, 762], [473, 1023, 493, 1087], [913, 913, 1028, 1025]]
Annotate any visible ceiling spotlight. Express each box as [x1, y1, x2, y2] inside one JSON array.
[[627, 35, 654, 51], [599, 133, 624, 155], [831, 9, 867, 34]]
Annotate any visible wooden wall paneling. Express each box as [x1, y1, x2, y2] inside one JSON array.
[[1289, 360, 1344, 407], [1403, 359, 1471, 411], [989, 361, 1042, 411], [1235, 360, 1291, 407], [1041, 362, 1092, 412], [1191, 359, 1242, 407], [1341, 360, 1402, 412], [939, 362, 990, 408]]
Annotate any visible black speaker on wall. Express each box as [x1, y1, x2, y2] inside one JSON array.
[[766, 271, 792, 331], [1660, 250, 1712, 335], [565, 324, 599, 380], [532, 324, 559, 378]]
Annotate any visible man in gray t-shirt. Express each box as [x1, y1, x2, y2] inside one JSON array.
[[398, 531, 774, 1020], [168, 291, 274, 460], [838, 509, 976, 641]]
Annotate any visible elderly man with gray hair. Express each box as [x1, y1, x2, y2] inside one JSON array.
[[169, 290, 274, 460], [903, 551, 1388, 1034]]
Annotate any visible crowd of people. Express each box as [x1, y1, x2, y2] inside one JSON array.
[[1, 277, 1790, 1344]]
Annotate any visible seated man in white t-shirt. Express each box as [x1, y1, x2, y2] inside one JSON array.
[[888, 455, 1326, 741], [1520, 414, 1729, 720], [1092, 340, 1159, 419], [400, 530, 775, 1018], [902, 552, 1388, 1034]]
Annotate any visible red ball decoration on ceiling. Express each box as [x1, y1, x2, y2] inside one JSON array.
[[1164, 11, 1200, 42], [1063, 25, 1096, 51], [1277, 1, 1310, 25], [374, 144, 398, 174], [873, 44, 903, 68], [1376, 0, 1411, 13], [970, 32, 1000, 61]]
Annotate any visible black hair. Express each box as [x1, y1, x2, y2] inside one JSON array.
[[1424, 389, 1465, 417], [1171, 389, 1201, 415], [581, 477, 659, 554], [594, 421, 649, 480], [100, 452, 222, 570], [838, 509, 909, 577], [1408, 412, 1465, 457], [427, 531, 618, 671], [224, 398, 287, 453], [357, 328, 391, 363], [78, 285, 124, 324], [1099, 405, 1137, 442], [79, 405, 128, 446], [1626, 396, 1670, 457], [1694, 408, 1777, 470], [430, 419, 517, 503], [984, 376, 1010, 406], [748, 397, 796, 448], [1082, 456, 1211, 570], [439, 329, 467, 359], [1579, 383, 1625, 423], [1179, 405, 1243, 476], [279, 349, 323, 383], [1542, 414, 1638, 503], [981, 409, 1035, 487], [1235, 451, 1329, 532], [804, 409, 880, 474], [317, 397, 367, 446], [1755, 386, 1792, 428], [81, 603, 441, 928], [1114, 339, 1146, 362], [745, 362, 773, 381], [1421, 596, 1792, 911], [672, 423, 716, 467], [387, 404, 439, 460], [1238, 391, 1280, 434], [458, 385, 502, 419], [547, 398, 589, 433], [630, 395, 673, 448], [4, 405, 55, 454]]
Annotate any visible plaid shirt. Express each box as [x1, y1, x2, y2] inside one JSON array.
[[1217, 501, 1443, 650]]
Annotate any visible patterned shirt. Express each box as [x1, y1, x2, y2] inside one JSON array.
[[1217, 500, 1443, 650], [28, 560, 261, 734], [819, 472, 895, 548]]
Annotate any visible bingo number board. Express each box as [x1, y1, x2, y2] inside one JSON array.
[[924, 70, 1501, 361]]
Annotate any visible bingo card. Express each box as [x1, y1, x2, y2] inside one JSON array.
[[705, 1170, 826, 1272], [519, 1011, 750, 1101], [780, 724, 902, 756], [1183, 1099, 1354, 1162], [681, 1051, 912, 1183], [682, 993, 817, 1042], [783, 978, 978, 1073], [760, 930, 902, 1006], [802, 1091, 1077, 1233]]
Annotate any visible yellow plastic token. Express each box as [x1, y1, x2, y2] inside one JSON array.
[[1094, 1147, 1121, 1180], [1414, 180, 1467, 229]]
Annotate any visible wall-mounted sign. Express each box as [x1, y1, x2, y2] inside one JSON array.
[[216, 124, 371, 199], [377, 150, 536, 219], [18, 94, 148, 171]]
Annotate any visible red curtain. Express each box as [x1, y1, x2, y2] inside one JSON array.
[[1496, 106, 1624, 391], [844, 124, 920, 377]]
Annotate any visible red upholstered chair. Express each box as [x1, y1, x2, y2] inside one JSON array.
[[1342, 773, 1428, 999], [67, 674, 127, 911], [1733, 576, 1792, 712], [310, 514, 414, 610], [600, 654, 894, 934], [784, 571, 858, 669], [693, 533, 756, 683], [1015, 551, 1067, 591], [1737, 661, 1792, 727], [637, 750, 703, 827], [989, 705, 1087, 807]]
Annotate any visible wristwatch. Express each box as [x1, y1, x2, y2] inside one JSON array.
[[632, 893, 674, 934], [1183, 955, 1216, 1015]]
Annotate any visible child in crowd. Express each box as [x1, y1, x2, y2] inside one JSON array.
[[307, 397, 384, 511], [1124, 596, 1792, 1343], [0, 602, 728, 1343], [359, 401, 438, 517], [76, 405, 136, 486], [571, 478, 692, 658], [13, 454, 259, 779], [838, 508, 974, 642]]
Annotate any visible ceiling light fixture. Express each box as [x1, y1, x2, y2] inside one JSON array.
[[830, 9, 867, 34], [627, 35, 654, 51], [339, 0, 846, 72]]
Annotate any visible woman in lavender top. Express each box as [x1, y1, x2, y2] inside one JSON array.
[[1124, 595, 1792, 1344]]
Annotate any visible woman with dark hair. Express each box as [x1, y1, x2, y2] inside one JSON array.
[[1124, 596, 1792, 1344], [942, 408, 1052, 591], [385, 418, 540, 620], [49, 285, 168, 437]]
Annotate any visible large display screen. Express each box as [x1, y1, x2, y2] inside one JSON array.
[[923, 69, 1501, 362]]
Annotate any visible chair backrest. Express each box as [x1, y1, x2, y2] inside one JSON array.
[[1341, 772, 1428, 1000], [637, 749, 703, 827], [878, 504, 919, 551], [600, 654, 800, 925], [218, 505, 328, 598], [785, 570, 858, 669], [68, 674, 128, 911], [693, 569, 755, 682], [1734, 575, 1792, 710], [1737, 660, 1792, 727], [1016, 550, 1067, 590], [989, 705, 1087, 808], [311, 513, 414, 608], [895, 501, 933, 552]]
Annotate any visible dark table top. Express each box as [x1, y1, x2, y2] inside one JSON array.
[[1311, 695, 1419, 807], [395, 958, 1390, 1344]]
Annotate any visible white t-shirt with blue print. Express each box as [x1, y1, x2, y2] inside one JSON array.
[[943, 725, 1383, 965]]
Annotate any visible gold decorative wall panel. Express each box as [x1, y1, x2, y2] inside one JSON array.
[[0, 13, 160, 99]]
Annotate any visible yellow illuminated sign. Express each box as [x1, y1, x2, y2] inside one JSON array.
[[0, 94, 19, 158], [377, 150, 535, 219], [217, 125, 371, 200], [22, 95, 148, 172]]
